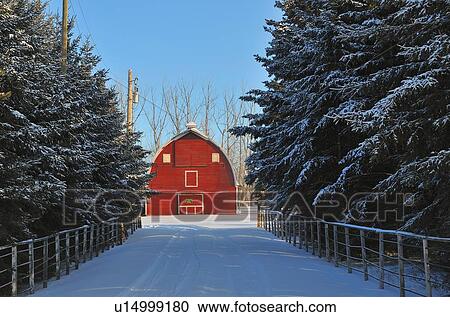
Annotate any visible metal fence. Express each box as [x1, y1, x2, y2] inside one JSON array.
[[0, 217, 142, 297], [257, 209, 450, 297]]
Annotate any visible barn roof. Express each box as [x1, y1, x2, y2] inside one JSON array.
[[169, 126, 210, 143], [152, 124, 239, 186]]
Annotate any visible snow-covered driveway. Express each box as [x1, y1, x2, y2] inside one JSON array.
[[35, 220, 396, 297]]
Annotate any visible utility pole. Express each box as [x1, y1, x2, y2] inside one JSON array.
[[61, 0, 69, 73], [127, 69, 134, 133]]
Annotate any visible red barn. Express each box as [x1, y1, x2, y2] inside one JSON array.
[[146, 122, 238, 216]]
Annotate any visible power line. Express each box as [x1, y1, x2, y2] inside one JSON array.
[[75, 0, 92, 37], [68, 0, 83, 36], [109, 77, 170, 120], [68, 0, 169, 126]]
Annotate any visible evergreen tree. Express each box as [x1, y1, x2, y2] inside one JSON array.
[[317, 0, 450, 235], [0, 68, 11, 101], [235, 0, 450, 236], [234, 0, 352, 216], [0, 0, 68, 241], [0, 0, 150, 243]]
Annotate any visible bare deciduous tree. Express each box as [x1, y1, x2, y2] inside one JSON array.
[[200, 82, 216, 138], [144, 89, 168, 153], [179, 81, 200, 124], [163, 85, 184, 135]]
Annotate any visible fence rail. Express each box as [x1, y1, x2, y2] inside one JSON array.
[[0, 217, 142, 297], [257, 208, 450, 297]]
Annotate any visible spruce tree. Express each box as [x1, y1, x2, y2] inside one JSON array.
[[317, 0, 450, 235], [235, 0, 450, 235], [0, 0, 68, 241], [0, 0, 150, 243]]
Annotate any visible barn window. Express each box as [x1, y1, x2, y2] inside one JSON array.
[[212, 153, 220, 163], [185, 171, 198, 188], [163, 154, 171, 164]]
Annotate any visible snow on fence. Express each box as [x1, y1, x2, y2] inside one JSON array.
[[257, 208, 450, 297], [0, 217, 142, 297]]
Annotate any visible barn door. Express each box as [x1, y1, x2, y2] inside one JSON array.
[[178, 194, 204, 215]]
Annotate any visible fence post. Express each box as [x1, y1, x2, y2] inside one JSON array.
[[105, 223, 109, 251], [96, 225, 100, 256], [317, 221, 321, 258], [105, 224, 110, 251], [284, 218, 287, 241], [333, 226, 338, 267], [115, 221, 120, 245], [276, 216, 280, 237], [379, 232, 384, 289], [310, 221, 315, 256], [298, 219, 302, 249], [265, 210, 268, 231], [284, 218, 288, 242], [360, 230, 368, 281], [272, 215, 276, 235], [278, 217, 282, 239], [325, 223, 330, 262], [100, 224, 105, 253], [111, 222, 116, 248], [110, 222, 114, 247], [275, 217, 279, 237], [304, 220, 309, 252], [257, 203, 261, 228], [422, 238, 432, 297], [111, 222, 115, 246], [286, 218, 290, 243], [89, 225, 94, 260], [74, 230, 80, 270], [269, 214, 275, 235], [397, 234, 405, 297], [106, 223, 110, 250], [11, 244, 17, 297], [82, 227, 88, 262], [293, 218, 297, 246], [288, 217, 294, 243], [55, 234, 61, 280], [106, 222, 113, 250], [43, 238, 49, 289], [268, 214, 272, 233], [28, 240, 35, 294], [345, 227, 352, 273], [279, 217, 282, 239], [65, 232, 70, 275]]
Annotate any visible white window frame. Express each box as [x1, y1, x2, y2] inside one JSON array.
[[177, 193, 204, 215], [185, 170, 199, 188], [212, 152, 220, 163], [163, 154, 171, 164]]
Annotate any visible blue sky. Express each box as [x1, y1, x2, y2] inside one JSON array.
[[46, 0, 281, 148]]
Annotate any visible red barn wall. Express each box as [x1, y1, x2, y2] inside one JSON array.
[[147, 133, 237, 216]]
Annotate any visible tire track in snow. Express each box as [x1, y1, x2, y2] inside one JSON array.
[[117, 226, 186, 296]]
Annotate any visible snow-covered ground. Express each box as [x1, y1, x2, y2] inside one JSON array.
[[34, 217, 397, 297]]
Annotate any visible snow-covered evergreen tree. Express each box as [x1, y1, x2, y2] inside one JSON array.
[[234, 0, 352, 216], [235, 0, 449, 236], [0, 0, 68, 241], [0, 0, 150, 243], [319, 0, 450, 235], [0, 67, 11, 101]]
